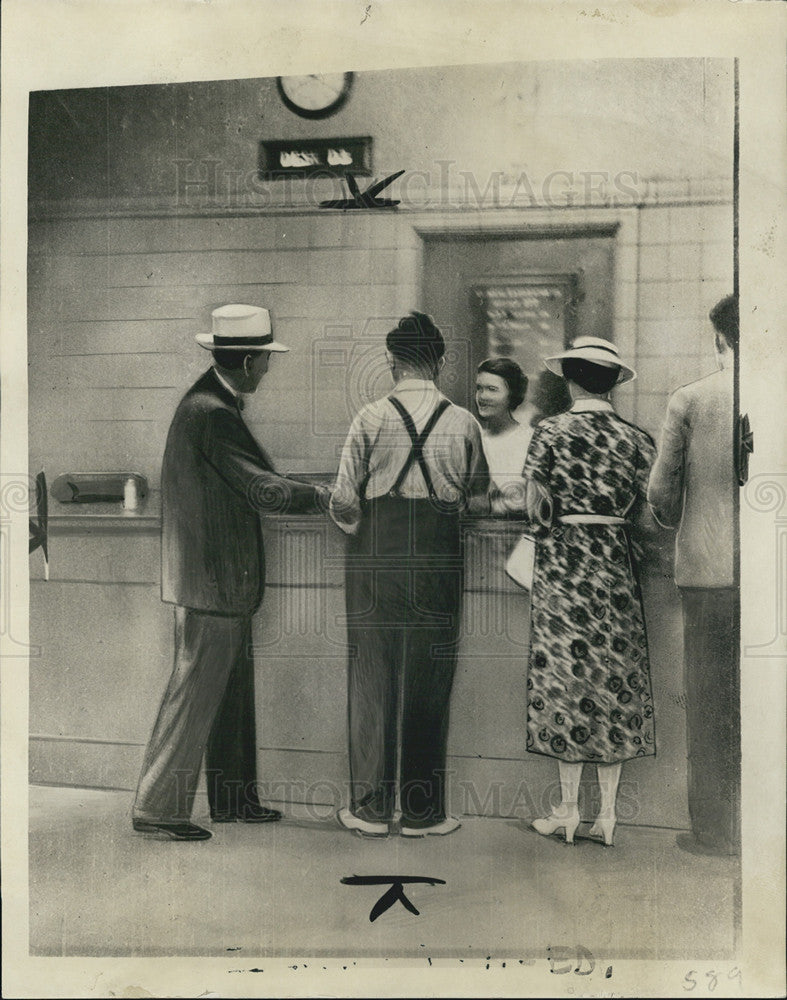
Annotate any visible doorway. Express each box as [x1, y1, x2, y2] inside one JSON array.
[[421, 226, 618, 424]]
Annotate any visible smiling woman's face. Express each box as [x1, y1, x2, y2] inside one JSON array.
[[475, 371, 511, 423]]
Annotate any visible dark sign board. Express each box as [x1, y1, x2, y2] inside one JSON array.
[[259, 136, 373, 179], [472, 274, 578, 377]]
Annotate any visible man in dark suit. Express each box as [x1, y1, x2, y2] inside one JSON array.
[[133, 304, 325, 841]]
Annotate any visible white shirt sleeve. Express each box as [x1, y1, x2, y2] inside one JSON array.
[[329, 413, 368, 535]]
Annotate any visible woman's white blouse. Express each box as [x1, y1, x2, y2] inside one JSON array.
[[481, 421, 534, 492]]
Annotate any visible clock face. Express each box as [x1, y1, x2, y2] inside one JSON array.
[[276, 72, 353, 119]]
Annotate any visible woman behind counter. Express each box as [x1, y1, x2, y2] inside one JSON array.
[[524, 337, 657, 847], [475, 357, 572, 513], [475, 357, 532, 509]]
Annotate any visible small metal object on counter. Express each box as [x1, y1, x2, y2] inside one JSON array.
[[51, 472, 149, 505], [123, 476, 139, 510]]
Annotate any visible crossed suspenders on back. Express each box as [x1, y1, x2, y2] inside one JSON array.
[[386, 396, 451, 502]]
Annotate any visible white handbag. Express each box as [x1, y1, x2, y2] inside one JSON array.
[[505, 534, 536, 590], [504, 480, 551, 590]]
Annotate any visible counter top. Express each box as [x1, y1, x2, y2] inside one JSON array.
[[47, 488, 530, 535], [39, 488, 530, 592], [48, 492, 161, 531]]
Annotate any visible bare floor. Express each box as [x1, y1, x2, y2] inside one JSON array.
[[29, 785, 739, 960]]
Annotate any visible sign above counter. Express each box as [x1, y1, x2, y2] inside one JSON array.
[[259, 136, 373, 180]]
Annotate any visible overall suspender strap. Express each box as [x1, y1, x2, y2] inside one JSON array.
[[387, 396, 451, 499]]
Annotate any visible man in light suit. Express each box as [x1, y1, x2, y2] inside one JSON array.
[[647, 294, 740, 856], [133, 304, 325, 841]]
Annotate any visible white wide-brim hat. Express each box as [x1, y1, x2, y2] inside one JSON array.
[[544, 336, 636, 384], [196, 303, 289, 352]]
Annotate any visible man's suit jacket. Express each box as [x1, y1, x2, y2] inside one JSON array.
[[647, 366, 735, 588], [161, 367, 321, 616]]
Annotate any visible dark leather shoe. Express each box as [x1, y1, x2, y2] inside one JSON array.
[[133, 819, 212, 841], [212, 804, 282, 823]]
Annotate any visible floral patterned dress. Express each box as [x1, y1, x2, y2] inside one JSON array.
[[523, 400, 657, 764]]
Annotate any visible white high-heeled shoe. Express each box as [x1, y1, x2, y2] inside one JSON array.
[[531, 804, 580, 845], [588, 817, 616, 847]]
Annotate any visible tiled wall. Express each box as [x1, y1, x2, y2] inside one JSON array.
[[634, 203, 734, 438], [28, 198, 733, 486], [28, 211, 414, 483]]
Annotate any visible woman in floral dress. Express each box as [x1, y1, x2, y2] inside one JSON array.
[[524, 337, 657, 847]]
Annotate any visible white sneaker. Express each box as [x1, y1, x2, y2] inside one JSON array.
[[337, 807, 389, 838], [400, 816, 462, 837]]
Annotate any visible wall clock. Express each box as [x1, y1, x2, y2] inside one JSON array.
[[276, 72, 354, 119]]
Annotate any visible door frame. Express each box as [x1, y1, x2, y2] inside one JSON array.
[[408, 209, 639, 422]]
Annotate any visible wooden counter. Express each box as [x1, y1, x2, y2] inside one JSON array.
[[29, 495, 689, 828]]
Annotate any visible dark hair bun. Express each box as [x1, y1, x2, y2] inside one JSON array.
[[386, 311, 445, 368], [561, 358, 620, 395]]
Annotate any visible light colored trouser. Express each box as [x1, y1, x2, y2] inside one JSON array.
[[133, 606, 253, 823]]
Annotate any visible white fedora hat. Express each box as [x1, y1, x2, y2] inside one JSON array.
[[544, 336, 636, 384], [196, 304, 289, 352]]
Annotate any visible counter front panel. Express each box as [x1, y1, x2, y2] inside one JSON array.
[[30, 498, 688, 827]]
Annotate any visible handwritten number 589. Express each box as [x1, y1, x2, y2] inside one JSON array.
[[683, 968, 741, 991]]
